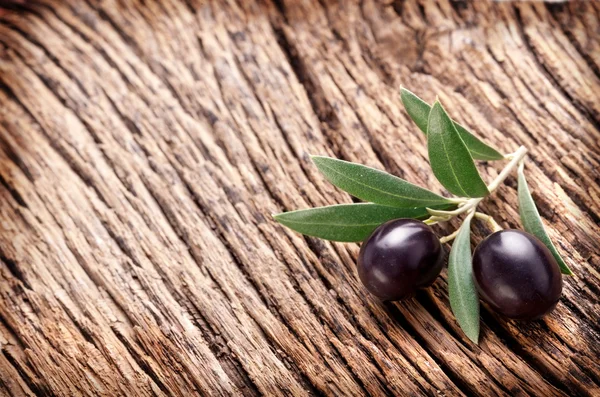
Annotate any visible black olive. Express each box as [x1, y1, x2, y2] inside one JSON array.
[[357, 219, 444, 301], [472, 230, 563, 320]]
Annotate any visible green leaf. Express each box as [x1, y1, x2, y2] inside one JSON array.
[[448, 213, 480, 344], [517, 165, 573, 275], [400, 88, 504, 161], [273, 203, 451, 242], [311, 156, 453, 208], [400, 87, 430, 134], [427, 101, 489, 198]]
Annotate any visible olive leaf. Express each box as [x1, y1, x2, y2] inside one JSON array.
[[400, 88, 504, 161], [517, 164, 573, 275], [448, 213, 480, 344], [427, 101, 490, 198], [311, 156, 453, 208], [273, 203, 452, 242]]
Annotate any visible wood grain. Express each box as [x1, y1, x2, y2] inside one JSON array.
[[0, 1, 598, 395]]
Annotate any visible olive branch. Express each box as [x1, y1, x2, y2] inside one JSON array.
[[273, 88, 572, 344]]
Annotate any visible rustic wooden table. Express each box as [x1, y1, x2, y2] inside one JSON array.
[[0, 1, 598, 396]]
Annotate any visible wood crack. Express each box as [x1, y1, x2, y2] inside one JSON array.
[[513, 5, 600, 130]]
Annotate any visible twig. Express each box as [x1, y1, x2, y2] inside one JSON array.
[[474, 212, 503, 232], [424, 145, 528, 224]]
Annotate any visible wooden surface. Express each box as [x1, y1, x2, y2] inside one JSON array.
[[0, 1, 599, 396]]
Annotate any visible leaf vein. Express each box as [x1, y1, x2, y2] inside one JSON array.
[[439, 123, 470, 197], [318, 161, 446, 204]]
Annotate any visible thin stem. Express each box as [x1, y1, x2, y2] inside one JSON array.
[[439, 209, 476, 243], [427, 198, 481, 217], [474, 212, 503, 232], [439, 229, 459, 244], [487, 145, 528, 191], [447, 197, 469, 204]]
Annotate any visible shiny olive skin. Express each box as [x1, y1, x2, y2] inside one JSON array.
[[473, 230, 563, 320], [357, 219, 444, 301]]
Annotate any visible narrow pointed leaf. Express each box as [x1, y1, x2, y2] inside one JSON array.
[[400, 87, 430, 133], [400, 88, 503, 161], [448, 213, 480, 344], [427, 101, 489, 198], [311, 156, 452, 208], [273, 203, 452, 242], [517, 165, 573, 275]]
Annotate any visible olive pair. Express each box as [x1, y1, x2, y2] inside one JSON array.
[[358, 219, 562, 320]]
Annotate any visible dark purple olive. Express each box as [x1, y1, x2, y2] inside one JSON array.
[[472, 230, 562, 320], [357, 219, 444, 301]]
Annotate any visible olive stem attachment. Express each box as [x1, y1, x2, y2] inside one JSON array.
[[439, 209, 476, 243], [439, 229, 459, 244], [474, 212, 503, 232]]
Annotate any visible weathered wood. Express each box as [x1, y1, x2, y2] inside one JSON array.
[[0, 0, 598, 395]]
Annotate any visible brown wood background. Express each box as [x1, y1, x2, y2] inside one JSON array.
[[0, 0, 599, 396]]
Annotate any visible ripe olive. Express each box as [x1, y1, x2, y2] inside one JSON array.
[[472, 230, 563, 320], [357, 219, 444, 301]]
